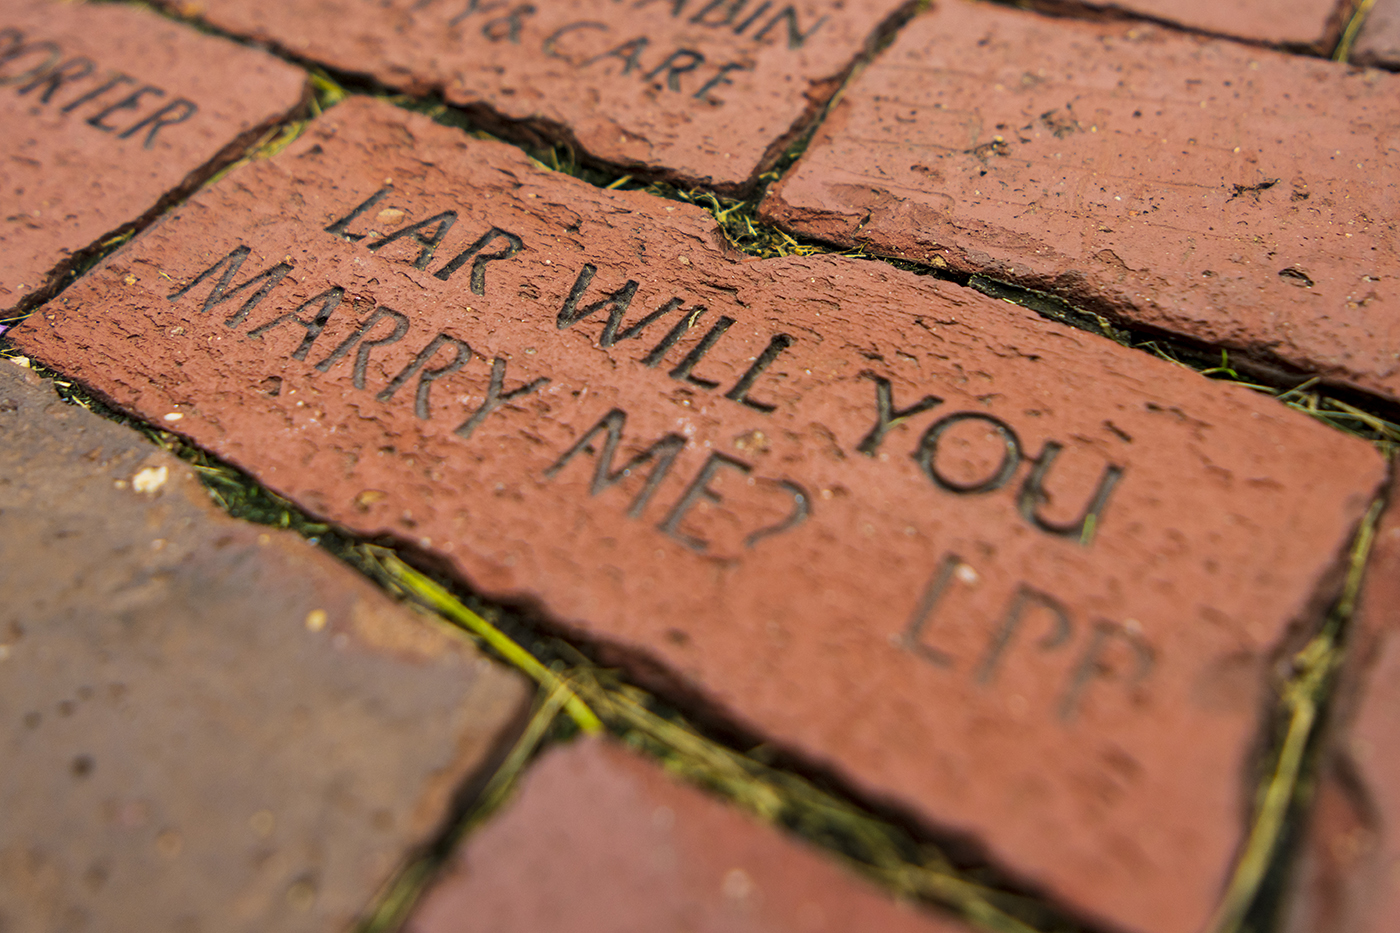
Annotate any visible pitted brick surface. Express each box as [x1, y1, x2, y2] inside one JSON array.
[[152, 0, 909, 192], [0, 0, 307, 314], [11, 97, 1387, 933], [0, 360, 530, 933], [761, 1, 1400, 403], [1355, 0, 1400, 69], [1282, 475, 1400, 933], [1044, 0, 1343, 49], [406, 737, 969, 933]]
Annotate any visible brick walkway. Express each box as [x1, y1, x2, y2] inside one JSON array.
[[1, 1, 1397, 932]]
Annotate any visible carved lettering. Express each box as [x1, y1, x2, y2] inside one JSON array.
[[724, 333, 793, 413], [247, 287, 345, 361], [0, 37, 59, 86], [640, 306, 708, 367], [897, 553, 968, 668], [1059, 622, 1155, 721], [657, 451, 751, 551], [743, 478, 810, 547], [454, 356, 550, 440], [117, 98, 198, 148], [481, 3, 535, 42], [167, 245, 292, 328], [856, 372, 943, 455], [3, 28, 200, 147], [59, 72, 132, 114], [86, 84, 165, 133], [325, 186, 393, 242], [752, 5, 827, 48], [668, 315, 734, 389], [914, 412, 1022, 495], [368, 210, 458, 270], [1018, 441, 1124, 546], [544, 408, 686, 518], [644, 48, 705, 91], [432, 226, 523, 294], [543, 21, 607, 64], [377, 332, 473, 419], [17, 55, 92, 104], [558, 264, 688, 347], [314, 306, 411, 389], [975, 586, 1073, 684]]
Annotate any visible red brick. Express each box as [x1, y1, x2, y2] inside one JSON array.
[[1354, 0, 1400, 68], [150, 0, 909, 192], [0, 0, 307, 314], [1282, 474, 1400, 933], [761, 1, 1400, 404], [0, 359, 530, 933], [10, 97, 1387, 933], [406, 737, 968, 933], [1046, 0, 1342, 49]]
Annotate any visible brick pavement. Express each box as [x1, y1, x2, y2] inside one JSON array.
[[1, 1, 1396, 932], [762, 0, 1400, 402], [0, 359, 531, 933], [150, 0, 912, 192], [0, 0, 307, 315], [1354, 0, 1400, 67], [406, 737, 971, 933]]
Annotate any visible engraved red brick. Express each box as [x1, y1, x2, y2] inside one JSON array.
[[761, 1, 1400, 404], [0, 360, 530, 932], [1355, 0, 1400, 69], [406, 737, 968, 933], [1281, 477, 1400, 933], [151, 0, 908, 192], [11, 97, 1386, 933], [0, 0, 307, 314]]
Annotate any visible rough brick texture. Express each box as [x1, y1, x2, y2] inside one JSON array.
[[152, 0, 909, 192], [0, 0, 307, 313], [1354, 0, 1400, 68], [407, 737, 970, 933], [11, 97, 1387, 933], [762, 1, 1400, 403], [0, 360, 530, 933]]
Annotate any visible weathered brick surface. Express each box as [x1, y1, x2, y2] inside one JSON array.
[[1043, 0, 1343, 49], [0, 360, 530, 933], [1354, 0, 1400, 68], [11, 97, 1387, 933], [762, 1, 1400, 403], [1282, 473, 1400, 933], [151, 0, 908, 192], [406, 737, 969, 933], [0, 0, 307, 314]]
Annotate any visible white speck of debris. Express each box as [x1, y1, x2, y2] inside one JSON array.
[[132, 465, 169, 494], [955, 564, 980, 585], [305, 610, 328, 632], [678, 255, 691, 265], [163, 412, 183, 422], [123, 274, 137, 286], [722, 869, 754, 900]]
